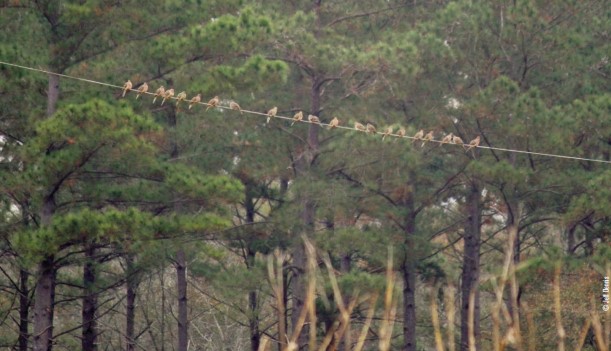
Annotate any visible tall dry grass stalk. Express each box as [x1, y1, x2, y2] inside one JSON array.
[[321, 252, 357, 349], [430, 286, 445, 351], [485, 219, 526, 351], [267, 249, 286, 350], [288, 237, 317, 350], [353, 293, 378, 351], [552, 262, 565, 351], [267, 237, 400, 351], [468, 290, 476, 351], [590, 298, 608, 351], [378, 248, 397, 351], [264, 233, 606, 351], [258, 335, 271, 351], [521, 302, 536, 351], [444, 285, 456, 351], [574, 318, 591, 351]]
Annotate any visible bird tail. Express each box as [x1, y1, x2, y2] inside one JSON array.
[[161, 98, 166, 106], [122, 90, 127, 97], [153, 96, 158, 104], [189, 104, 193, 110]]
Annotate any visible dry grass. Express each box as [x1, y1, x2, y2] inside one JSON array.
[[260, 236, 609, 351]]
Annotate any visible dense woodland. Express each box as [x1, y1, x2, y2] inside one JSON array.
[[0, 1, 610, 350]]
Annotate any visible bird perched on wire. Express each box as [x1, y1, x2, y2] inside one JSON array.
[[153, 86, 165, 104], [466, 136, 480, 151], [266, 107, 278, 123], [440, 133, 453, 146], [366, 123, 377, 135], [122, 80, 132, 97], [412, 129, 424, 143], [421, 131, 434, 147], [136, 82, 148, 99], [355, 122, 366, 132], [189, 94, 201, 109], [397, 127, 406, 137], [230, 101, 242, 114], [328, 117, 339, 129], [308, 114, 320, 124], [382, 126, 393, 140], [161, 88, 174, 105], [452, 135, 464, 146], [206, 96, 220, 111], [291, 111, 303, 126], [176, 91, 187, 106]]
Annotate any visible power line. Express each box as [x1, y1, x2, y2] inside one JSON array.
[[1, 60, 609, 165]]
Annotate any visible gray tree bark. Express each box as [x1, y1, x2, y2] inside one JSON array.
[[460, 181, 482, 351]]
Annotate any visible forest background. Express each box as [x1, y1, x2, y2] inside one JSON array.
[[0, 0, 609, 350]]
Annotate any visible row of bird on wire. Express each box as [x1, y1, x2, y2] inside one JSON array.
[[122, 80, 481, 151]]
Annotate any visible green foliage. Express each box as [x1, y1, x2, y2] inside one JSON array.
[[0, 0, 609, 349]]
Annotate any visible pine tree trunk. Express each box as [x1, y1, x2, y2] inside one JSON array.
[[167, 103, 189, 351], [243, 182, 261, 351], [401, 188, 417, 351], [125, 256, 137, 351], [460, 182, 482, 351], [32, 256, 55, 351], [248, 281, 260, 351], [176, 249, 188, 351], [18, 268, 29, 351], [82, 243, 98, 351], [291, 77, 321, 348], [34, 197, 56, 351], [502, 194, 522, 349], [33, 57, 61, 351], [567, 225, 576, 255]]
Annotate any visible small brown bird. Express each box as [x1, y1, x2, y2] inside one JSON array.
[[122, 80, 132, 97], [308, 114, 320, 124], [412, 129, 424, 143], [153, 86, 165, 104], [382, 126, 393, 140], [355, 122, 366, 131], [291, 111, 303, 126], [229, 101, 242, 114], [189, 94, 201, 109], [397, 127, 406, 137], [452, 135, 464, 146], [176, 91, 187, 106], [161, 88, 174, 105], [266, 106, 277, 123], [366, 123, 377, 135], [136, 82, 148, 99], [206, 96, 220, 111], [328, 116, 339, 129], [466, 136, 481, 151], [440, 133, 454, 146], [421, 131, 434, 147]]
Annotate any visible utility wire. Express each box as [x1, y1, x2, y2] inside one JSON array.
[[1, 60, 609, 165]]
